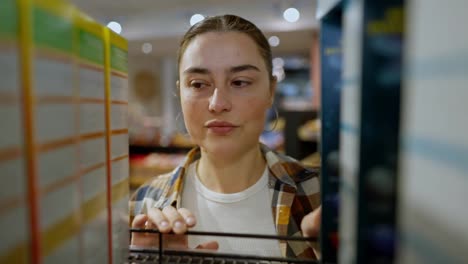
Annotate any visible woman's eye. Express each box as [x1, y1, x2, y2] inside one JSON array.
[[190, 81, 208, 89], [232, 80, 251, 88]]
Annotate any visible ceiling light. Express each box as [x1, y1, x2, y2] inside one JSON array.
[[268, 36, 280, 47], [190, 14, 205, 26], [142, 43, 152, 54], [273, 68, 285, 82], [107, 21, 122, 34], [273, 57, 285, 68], [283, 8, 300, 23]]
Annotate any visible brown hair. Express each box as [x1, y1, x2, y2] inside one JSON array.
[[177, 14, 273, 80]]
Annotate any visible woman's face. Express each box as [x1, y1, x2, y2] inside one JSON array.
[[178, 31, 275, 157]]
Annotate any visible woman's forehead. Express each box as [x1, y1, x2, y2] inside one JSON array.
[[180, 32, 266, 73]]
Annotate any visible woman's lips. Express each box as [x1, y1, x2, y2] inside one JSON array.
[[208, 126, 236, 134], [205, 121, 238, 135]]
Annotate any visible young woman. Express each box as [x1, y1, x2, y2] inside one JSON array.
[[130, 14, 322, 259]]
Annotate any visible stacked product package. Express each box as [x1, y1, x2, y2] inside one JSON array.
[[396, 0, 468, 262], [318, 0, 468, 263], [0, 0, 129, 263]]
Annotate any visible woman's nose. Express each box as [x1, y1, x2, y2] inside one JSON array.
[[208, 88, 232, 113]]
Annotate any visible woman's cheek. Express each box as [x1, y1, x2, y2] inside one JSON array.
[[243, 97, 269, 122], [182, 99, 205, 141]]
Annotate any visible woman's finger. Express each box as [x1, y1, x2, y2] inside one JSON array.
[[301, 206, 321, 238], [178, 208, 197, 227], [145, 219, 156, 229], [195, 240, 219, 251], [131, 214, 158, 247], [162, 206, 187, 234], [301, 206, 322, 258], [147, 207, 171, 233], [132, 214, 148, 228]]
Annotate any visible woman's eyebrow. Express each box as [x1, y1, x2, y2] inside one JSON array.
[[229, 64, 260, 73], [182, 64, 260, 75], [183, 67, 210, 75]]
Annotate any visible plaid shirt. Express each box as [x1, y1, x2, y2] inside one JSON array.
[[129, 144, 321, 259]]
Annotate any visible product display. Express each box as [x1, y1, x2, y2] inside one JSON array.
[[396, 0, 468, 262], [76, 12, 109, 263], [0, 0, 129, 262], [318, 2, 343, 261], [297, 119, 320, 142], [129, 153, 185, 189], [318, 0, 468, 263], [108, 28, 130, 263], [0, 0, 28, 263], [323, 1, 404, 263]]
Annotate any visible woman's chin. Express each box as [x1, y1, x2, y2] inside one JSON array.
[[201, 139, 248, 157]]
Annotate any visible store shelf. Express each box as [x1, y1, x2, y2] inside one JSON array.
[[129, 152, 185, 189], [301, 152, 321, 168], [297, 119, 321, 142]]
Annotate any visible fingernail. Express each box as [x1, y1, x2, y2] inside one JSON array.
[[174, 220, 184, 229], [160, 221, 169, 228], [185, 217, 195, 225]]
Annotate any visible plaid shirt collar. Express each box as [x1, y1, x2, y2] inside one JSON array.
[[172, 143, 300, 194]]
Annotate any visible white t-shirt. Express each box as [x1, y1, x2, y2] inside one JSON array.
[[180, 161, 282, 256]]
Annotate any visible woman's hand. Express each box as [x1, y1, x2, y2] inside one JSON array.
[[131, 206, 219, 250], [301, 205, 322, 258]]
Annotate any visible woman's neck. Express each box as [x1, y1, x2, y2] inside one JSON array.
[[196, 144, 266, 194]]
